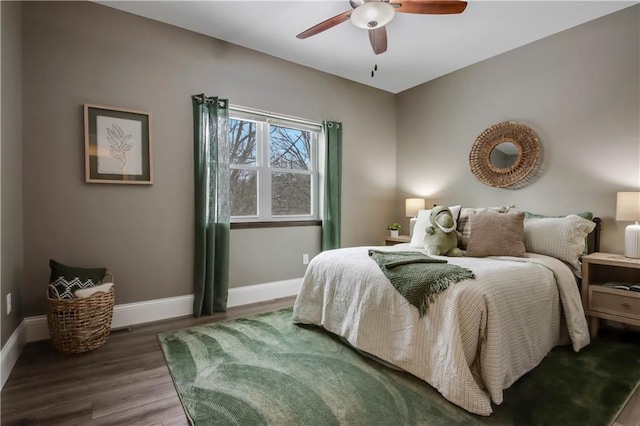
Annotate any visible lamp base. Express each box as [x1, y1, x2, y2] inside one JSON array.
[[624, 222, 640, 259]]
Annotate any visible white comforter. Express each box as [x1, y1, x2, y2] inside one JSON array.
[[292, 245, 590, 416]]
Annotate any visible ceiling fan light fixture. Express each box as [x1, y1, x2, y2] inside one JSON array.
[[350, 1, 395, 30]]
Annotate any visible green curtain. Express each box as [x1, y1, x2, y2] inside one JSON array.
[[191, 94, 230, 316], [322, 120, 342, 250]]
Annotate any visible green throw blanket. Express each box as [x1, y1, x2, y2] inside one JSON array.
[[368, 249, 475, 317]]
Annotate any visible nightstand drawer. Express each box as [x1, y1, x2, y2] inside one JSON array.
[[589, 287, 640, 320]]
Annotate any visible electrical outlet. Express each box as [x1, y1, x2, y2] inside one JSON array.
[[303, 254, 309, 265], [6, 293, 11, 315]]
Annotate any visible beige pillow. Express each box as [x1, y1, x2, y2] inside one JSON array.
[[457, 206, 512, 249], [466, 210, 526, 257], [74, 282, 114, 299], [523, 215, 596, 275]]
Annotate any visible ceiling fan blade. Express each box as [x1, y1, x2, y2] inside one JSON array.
[[296, 10, 353, 39], [369, 27, 388, 55], [390, 1, 467, 15]]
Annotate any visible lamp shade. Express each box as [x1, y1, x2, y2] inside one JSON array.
[[350, 1, 395, 29], [616, 192, 640, 221], [405, 198, 425, 218], [616, 192, 640, 258]]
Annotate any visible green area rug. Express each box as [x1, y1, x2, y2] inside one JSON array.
[[158, 308, 640, 425]]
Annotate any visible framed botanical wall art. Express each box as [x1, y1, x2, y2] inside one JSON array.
[[84, 104, 153, 184]]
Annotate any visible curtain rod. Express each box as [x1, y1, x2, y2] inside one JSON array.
[[192, 94, 227, 107], [230, 104, 322, 129]]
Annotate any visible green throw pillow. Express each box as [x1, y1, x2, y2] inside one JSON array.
[[49, 259, 106, 299]]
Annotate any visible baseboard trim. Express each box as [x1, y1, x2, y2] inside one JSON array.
[[227, 278, 301, 308], [1, 321, 26, 389], [1, 278, 301, 390], [22, 277, 302, 344]]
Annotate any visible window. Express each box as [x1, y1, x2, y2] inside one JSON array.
[[229, 107, 320, 222]]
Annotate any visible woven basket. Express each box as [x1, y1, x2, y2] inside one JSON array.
[[46, 276, 115, 354]]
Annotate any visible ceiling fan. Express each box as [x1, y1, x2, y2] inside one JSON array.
[[296, 0, 467, 55]]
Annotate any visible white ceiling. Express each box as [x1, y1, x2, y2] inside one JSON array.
[[97, 1, 638, 94]]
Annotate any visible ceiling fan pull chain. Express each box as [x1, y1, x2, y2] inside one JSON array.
[[371, 54, 378, 78]]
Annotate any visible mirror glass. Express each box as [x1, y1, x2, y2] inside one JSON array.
[[490, 142, 519, 169]]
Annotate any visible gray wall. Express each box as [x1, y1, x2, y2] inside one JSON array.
[[229, 227, 322, 288], [1, 1, 24, 348], [396, 6, 640, 254], [20, 1, 396, 317], [6, 1, 638, 341]]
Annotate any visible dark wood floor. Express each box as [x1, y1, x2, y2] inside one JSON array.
[[1, 297, 296, 425], [2, 297, 639, 426]]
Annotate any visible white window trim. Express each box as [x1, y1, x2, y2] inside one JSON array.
[[229, 105, 321, 223]]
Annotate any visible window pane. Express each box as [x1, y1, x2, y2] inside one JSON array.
[[269, 125, 311, 170], [272, 172, 311, 215], [229, 119, 257, 166], [230, 169, 257, 216]]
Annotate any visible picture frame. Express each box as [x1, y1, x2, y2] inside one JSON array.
[[84, 104, 153, 184]]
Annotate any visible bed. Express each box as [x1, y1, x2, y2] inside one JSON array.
[[293, 209, 600, 416]]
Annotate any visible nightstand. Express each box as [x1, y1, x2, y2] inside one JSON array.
[[581, 252, 640, 337], [384, 235, 411, 246]]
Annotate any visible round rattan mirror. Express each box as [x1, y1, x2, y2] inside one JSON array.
[[469, 121, 540, 188]]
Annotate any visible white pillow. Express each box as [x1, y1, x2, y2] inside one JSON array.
[[523, 215, 596, 276], [74, 282, 114, 299], [409, 205, 461, 248]]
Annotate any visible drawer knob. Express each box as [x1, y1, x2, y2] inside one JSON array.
[[621, 302, 631, 308]]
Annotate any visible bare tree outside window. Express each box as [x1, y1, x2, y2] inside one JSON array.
[[270, 125, 312, 216], [229, 113, 318, 221], [230, 169, 257, 216], [229, 119, 257, 216], [270, 125, 310, 170], [272, 172, 311, 215], [229, 119, 257, 165]]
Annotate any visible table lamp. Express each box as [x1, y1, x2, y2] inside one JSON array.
[[405, 198, 425, 237], [616, 192, 640, 258]]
